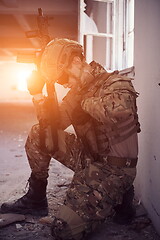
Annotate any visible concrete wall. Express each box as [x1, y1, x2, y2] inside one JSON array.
[[134, 0, 160, 235]]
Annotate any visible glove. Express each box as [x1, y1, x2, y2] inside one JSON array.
[[72, 105, 91, 125], [27, 70, 45, 95]]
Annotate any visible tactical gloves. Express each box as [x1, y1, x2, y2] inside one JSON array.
[[72, 105, 91, 125], [27, 70, 45, 95]]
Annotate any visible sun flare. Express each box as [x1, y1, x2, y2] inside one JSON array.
[[16, 64, 35, 91]]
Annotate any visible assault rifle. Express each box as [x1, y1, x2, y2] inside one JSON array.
[[17, 8, 59, 154]]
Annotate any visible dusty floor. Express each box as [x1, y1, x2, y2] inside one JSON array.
[[0, 102, 160, 240]]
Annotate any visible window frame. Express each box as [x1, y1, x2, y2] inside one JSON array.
[[78, 0, 134, 71]]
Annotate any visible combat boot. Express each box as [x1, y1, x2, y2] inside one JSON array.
[[113, 185, 136, 225], [0, 173, 48, 216]]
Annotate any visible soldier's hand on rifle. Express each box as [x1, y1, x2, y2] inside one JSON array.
[[27, 70, 45, 95]]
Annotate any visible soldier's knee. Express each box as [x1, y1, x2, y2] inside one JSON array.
[[51, 205, 89, 240], [25, 124, 40, 150]]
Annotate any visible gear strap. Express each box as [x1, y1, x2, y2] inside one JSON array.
[[106, 156, 138, 168]]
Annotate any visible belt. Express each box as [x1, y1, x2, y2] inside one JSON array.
[[106, 156, 138, 168]]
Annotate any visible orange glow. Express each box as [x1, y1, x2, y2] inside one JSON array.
[[16, 64, 35, 91]]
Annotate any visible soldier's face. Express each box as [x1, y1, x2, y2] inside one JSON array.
[[63, 57, 83, 89]]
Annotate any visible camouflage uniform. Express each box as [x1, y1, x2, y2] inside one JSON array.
[[25, 61, 140, 239]]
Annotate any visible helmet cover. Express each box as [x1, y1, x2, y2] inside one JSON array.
[[40, 38, 83, 84]]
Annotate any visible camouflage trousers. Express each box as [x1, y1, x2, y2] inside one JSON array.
[[25, 124, 136, 239]]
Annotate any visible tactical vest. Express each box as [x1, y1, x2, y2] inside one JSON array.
[[62, 72, 140, 159]]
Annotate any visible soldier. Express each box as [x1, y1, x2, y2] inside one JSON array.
[[1, 38, 140, 239]]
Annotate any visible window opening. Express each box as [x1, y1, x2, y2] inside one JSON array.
[[78, 0, 134, 71]]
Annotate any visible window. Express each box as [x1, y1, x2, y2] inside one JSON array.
[[78, 0, 134, 71]]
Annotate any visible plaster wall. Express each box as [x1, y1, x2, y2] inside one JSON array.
[[134, 0, 160, 235]]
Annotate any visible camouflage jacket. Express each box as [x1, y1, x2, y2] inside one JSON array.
[[57, 61, 140, 159]]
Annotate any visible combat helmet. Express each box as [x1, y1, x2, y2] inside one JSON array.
[[40, 38, 84, 84]]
